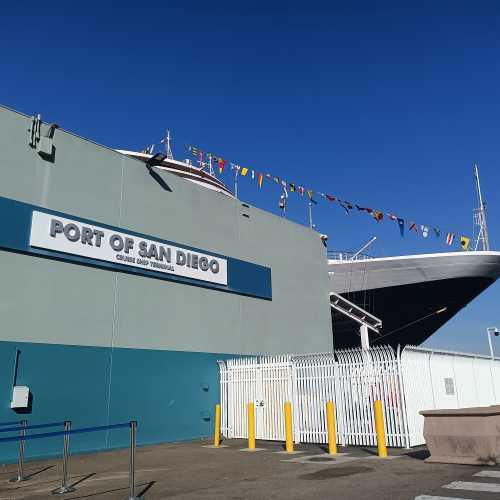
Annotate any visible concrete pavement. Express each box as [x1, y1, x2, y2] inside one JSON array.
[[1, 439, 499, 499]]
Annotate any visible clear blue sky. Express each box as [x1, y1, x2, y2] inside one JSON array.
[[2, 1, 499, 354]]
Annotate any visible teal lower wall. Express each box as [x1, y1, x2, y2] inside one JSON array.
[[0, 340, 227, 462]]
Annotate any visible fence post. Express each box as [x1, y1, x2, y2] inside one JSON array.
[[53, 421, 75, 494], [374, 400, 388, 458], [128, 420, 140, 500], [214, 404, 221, 447], [9, 419, 28, 482], [284, 401, 294, 453], [326, 401, 337, 455], [247, 403, 256, 450]]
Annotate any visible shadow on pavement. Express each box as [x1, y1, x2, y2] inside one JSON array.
[[405, 449, 430, 460], [69, 481, 155, 499], [300, 465, 374, 480], [26, 465, 56, 480], [69, 472, 96, 489]]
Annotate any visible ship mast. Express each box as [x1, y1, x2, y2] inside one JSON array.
[[207, 154, 215, 177], [160, 129, 174, 160], [473, 163, 490, 251]]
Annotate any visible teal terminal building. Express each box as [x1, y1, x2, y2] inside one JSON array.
[[0, 105, 332, 461]]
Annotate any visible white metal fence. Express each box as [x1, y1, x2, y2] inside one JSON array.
[[218, 345, 500, 447]]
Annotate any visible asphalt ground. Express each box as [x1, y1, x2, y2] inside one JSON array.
[[1, 438, 499, 499]]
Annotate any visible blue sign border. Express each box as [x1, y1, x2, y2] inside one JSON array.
[[0, 196, 272, 300]]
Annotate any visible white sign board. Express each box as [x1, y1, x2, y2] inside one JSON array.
[[29, 211, 228, 285]]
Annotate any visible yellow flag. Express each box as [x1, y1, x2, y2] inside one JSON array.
[[240, 167, 248, 176], [460, 236, 470, 251]]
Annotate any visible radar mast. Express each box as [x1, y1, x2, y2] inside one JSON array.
[[160, 129, 174, 160], [473, 163, 490, 251]]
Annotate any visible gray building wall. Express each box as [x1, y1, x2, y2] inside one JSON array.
[[0, 105, 331, 461], [0, 105, 332, 355]]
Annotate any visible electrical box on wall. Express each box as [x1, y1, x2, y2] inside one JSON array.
[[10, 386, 29, 408]]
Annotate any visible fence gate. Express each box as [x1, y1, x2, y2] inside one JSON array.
[[218, 356, 295, 441], [219, 346, 500, 448]]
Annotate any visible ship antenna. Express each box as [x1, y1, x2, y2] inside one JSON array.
[[160, 129, 174, 160], [207, 154, 215, 177], [473, 163, 490, 251]]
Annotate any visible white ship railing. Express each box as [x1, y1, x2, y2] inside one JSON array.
[[327, 251, 373, 261]]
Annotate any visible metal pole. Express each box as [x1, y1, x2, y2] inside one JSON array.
[[128, 420, 139, 500], [374, 400, 388, 458], [326, 401, 337, 455], [52, 421, 75, 494], [234, 169, 239, 199], [284, 401, 294, 453], [12, 349, 20, 388], [360, 324, 370, 350], [308, 201, 313, 229], [10, 419, 28, 482], [247, 403, 255, 450], [487, 329, 495, 359], [214, 404, 221, 447], [350, 236, 377, 261]]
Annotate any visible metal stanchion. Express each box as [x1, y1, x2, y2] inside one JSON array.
[[53, 421, 75, 494], [127, 421, 141, 500], [10, 419, 28, 482]]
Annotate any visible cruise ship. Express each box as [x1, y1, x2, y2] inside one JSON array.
[[327, 166, 500, 348], [328, 250, 500, 348]]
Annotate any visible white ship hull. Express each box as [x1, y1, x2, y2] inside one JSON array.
[[328, 251, 500, 348]]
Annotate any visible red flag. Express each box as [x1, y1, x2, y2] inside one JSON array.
[[325, 194, 336, 202], [409, 222, 417, 232], [356, 205, 372, 213], [218, 158, 225, 175]]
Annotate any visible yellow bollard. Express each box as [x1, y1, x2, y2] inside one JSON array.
[[247, 402, 256, 450], [284, 401, 294, 453], [214, 404, 221, 447], [374, 400, 388, 458], [326, 401, 337, 455]]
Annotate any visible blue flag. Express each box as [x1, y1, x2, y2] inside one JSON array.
[[397, 218, 405, 237]]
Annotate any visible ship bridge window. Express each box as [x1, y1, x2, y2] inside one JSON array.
[[241, 203, 249, 208]]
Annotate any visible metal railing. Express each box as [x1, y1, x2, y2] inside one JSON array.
[[0, 420, 66, 483], [327, 251, 373, 261], [0, 420, 139, 499]]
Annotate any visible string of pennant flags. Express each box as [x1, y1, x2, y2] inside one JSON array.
[[188, 145, 472, 251]]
